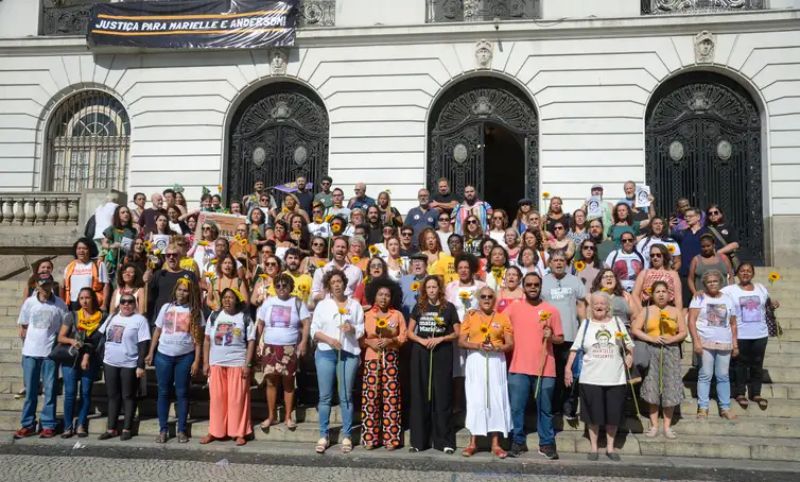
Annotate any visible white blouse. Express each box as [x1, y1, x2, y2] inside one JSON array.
[[311, 297, 365, 356]]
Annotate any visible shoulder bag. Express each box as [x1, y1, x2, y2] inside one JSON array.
[[571, 319, 590, 380]]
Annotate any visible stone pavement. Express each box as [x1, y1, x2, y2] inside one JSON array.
[[2, 437, 799, 482]]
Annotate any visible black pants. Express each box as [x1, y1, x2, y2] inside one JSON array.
[[408, 343, 455, 451], [104, 365, 137, 431], [553, 343, 579, 416], [732, 337, 768, 398]]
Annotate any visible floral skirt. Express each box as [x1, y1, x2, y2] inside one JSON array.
[[260, 344, 297, 377], [639, 343, 684, 408]]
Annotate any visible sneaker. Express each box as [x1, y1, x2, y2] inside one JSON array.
[[538, 445, 559, 460], [607, 452, 621, 462], [177, 432, 189, 443], [509, 442, 529, 457], [13, 426, 37, 439], [39, 428, 56, 439], [443, 447, 455, 455], [564, 413, 578, 422], [587, 452, 599, 461]]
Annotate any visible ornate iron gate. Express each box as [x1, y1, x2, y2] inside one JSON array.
[[227, 83, 329, 203], [428, 78, 538, 202], [645, 73, 764, 264]]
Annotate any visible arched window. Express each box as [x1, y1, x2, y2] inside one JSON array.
[[46, 91, 130, 192]]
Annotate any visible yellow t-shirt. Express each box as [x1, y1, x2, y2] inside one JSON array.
[[460, 309, 512, 348], [428, 254, 457, 285]]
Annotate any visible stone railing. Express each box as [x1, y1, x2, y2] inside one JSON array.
[[42, 0, 335, 36], [0, 193, 81, 226], [641, 0, 766, 15], [427, 0, 541, 23]]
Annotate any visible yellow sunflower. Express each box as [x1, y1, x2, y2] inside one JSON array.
[[204, 271, 216, 280], [375, 318, 388, 330], [768, 272, 781, 284], [198, 240, 209, 246], [325, 214, 334, 223], [666, 244, 676, 254], [434, 315, 445, 327], [316, 260, 327, 268], [542, 192, 551, 199], [410, 281, 420, 292], [574, 260, 586, 272], [338, 307, 348, 315], [539, 310, 552, 322], [368, 245, 380, 256], [331, 224, 342, 235], [459, 291, 471, 300], [351, 256, 361, 264]]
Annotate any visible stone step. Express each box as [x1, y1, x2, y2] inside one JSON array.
[[32, 417, 797, 462], [683, 382, 800, 400], [678, 347, 800, 367]]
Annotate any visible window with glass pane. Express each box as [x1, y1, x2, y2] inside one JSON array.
[[47, 91, 130, 192]]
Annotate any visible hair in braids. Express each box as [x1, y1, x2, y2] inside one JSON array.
[[171, 276, 205, 345]]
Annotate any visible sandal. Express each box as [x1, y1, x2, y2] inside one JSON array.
[[315, 437, 329, 454], [235, 437, 247, 446], [199, 434, 216, 445], [385, 445, 397, 452], [644, 426, 659, 438], [341, 437, 353, 454], [61, 429, 74, 439], [720, 409, 737, 420], [664, 428, 677, 439], [461, 445, 477, 457], [696, 408, 708, 419], [752, 396, 769, 410], [285, 419, 297, 432], [260, 418, 273, 433], [735, 395, 749, 409], [492, 447, 508, 459]]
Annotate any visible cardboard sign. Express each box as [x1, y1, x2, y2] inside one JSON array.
[[196, 212, 248, 240], [635, 185, 651, 208]]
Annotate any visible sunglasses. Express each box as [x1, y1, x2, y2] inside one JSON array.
[[523, 283, 541, 288], [165, 253, 179, 258], [202, 227, 212, 231], [650, 253, 663, 258], [622, 238, 635, 244], [401, 232, 413, 237], [265, 262, 279, 267], [275, 282, 290, 289], [120, 299, 135, 305], [709, 210, 721, 215], [582, 246, 596, 251], [466, 220, 478, 225], [438, 217, 449, 222], [312, 242, 325, 247], [479, 294, 495, 300], [492, 216, 504, 220], [554, 226, 565, 231]]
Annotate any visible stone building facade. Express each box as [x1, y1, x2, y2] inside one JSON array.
[[1, 0, 799, 264]]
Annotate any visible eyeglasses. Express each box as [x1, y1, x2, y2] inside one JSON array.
[[650, 253, 663, 258], [265, 262, 279, 267], [165, 253, 179, 258], [582, 246, 596, 251], [120, 299, 135, 305], [492, 216, 504, 220], [479, 294, 495, 300], [709, 210, 721, 215], [401, 232, 412, 237], [275, 282, 290, 289], [621, 238, 635, 244], [438, 217, 449, 222], [312, 242, 325, 247], [202, 227, 212, 231], [554, 226, 565, 231], [523, 283, 541, 288]]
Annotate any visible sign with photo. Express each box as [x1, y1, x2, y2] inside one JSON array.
[[195, 212, 248, 240]]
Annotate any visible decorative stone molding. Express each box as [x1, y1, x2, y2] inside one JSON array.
[[695, 30, 715, 63], [475, 39, 493, 70], [269, 48, 288, 75], [298, 0, 336, 28], [427, 0, 540, 23], [0, 193, 80, 226], [642, 0, 766, 15]]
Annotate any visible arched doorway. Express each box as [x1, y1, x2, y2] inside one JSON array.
[[428, 77, 538, 218], [645, 72, 764, 264], [227, 82, 329, 204]]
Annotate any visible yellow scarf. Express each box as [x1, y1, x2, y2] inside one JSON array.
[[77, 309, 102, 336]]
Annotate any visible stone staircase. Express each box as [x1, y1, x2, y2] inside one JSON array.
[[0, 268, 798, 461]]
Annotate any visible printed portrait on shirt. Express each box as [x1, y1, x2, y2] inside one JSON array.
[[163, 309, 190, 334], [705, 303, 728, 327], [214, 322, 233, 346], [590, 327, 615, 360], [108, 324, 125, 344], [268, 305, 292, 328], [738, 296, 761, 324]]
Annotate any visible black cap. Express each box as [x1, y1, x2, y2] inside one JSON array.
[[518, 198, 533, 206], [409, 252, 428, 263]]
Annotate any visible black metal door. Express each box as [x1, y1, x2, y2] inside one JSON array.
[[428, 78, 538, 203], [228, 83, 329, 203], [646, 74, 763, 264]]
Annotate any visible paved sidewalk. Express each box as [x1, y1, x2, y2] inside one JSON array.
[[2, 436, 798, 482]]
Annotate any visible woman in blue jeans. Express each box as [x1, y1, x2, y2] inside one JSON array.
[[310, 268, 365, 454], [146, 276, 205, 443], [58, 287, 105, 438], [688, 270, 738, 420]]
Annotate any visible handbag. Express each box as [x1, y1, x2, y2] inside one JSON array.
[[766, 296, 781, 338], [48, 343, 79, 367], [571, 319, 589, 380]]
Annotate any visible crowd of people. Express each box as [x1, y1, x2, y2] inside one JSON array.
[[14, 175, 780, 461]]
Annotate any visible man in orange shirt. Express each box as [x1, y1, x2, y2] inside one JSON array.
[[504, 272, 564, 460]]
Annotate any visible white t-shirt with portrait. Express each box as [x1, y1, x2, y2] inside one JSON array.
[[205, 311, 256, 367], [257, 296, 310, 346], [17, 295, 68, 358], [154, 303, 201, 357], [100, 313, 151, 368], [66, 261, 110, 302], [721, 284, 769, 340], [570, 318, 634, 386], [690, 292, 737, 346]]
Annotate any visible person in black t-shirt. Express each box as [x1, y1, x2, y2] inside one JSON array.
[[294, 174, 315, 215], [148, 243, 197, 324], [430, 177, 460, 215]]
